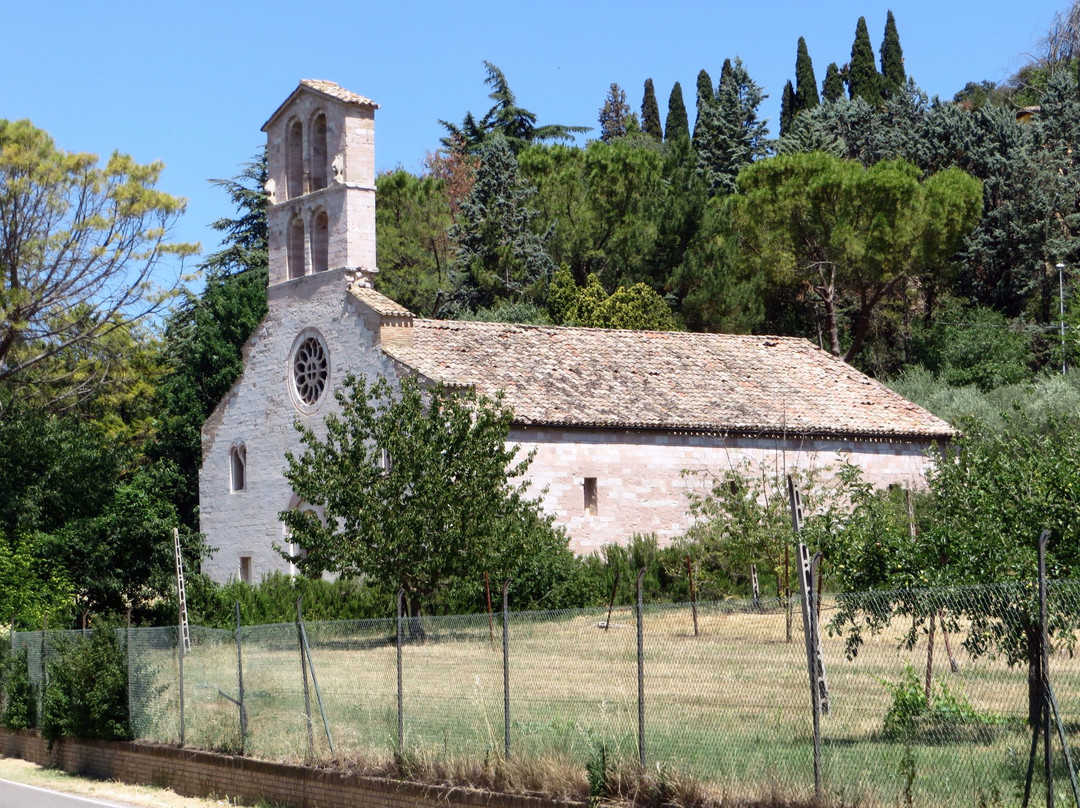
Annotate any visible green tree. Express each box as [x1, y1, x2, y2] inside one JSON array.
[[692, 68, 715, 150], [641, 79, 663, 141], [664, 82, 690, 142], [548, 269, 678, 330], [374, 169, 453, 316], [441, 62, 589, 155], [450, 135, 555, 312], [779, 81, 796, 137], [728, 153, 982, 361], [696, 58, 770, 197], [281, 374, 570, 620], [848, 16, 882, 105], [794, 36, 820, 113], [822, 62, 846, 103], [598, 83, 631, 142], [0, 120, 196, 416], [880, 10, 907, 98]]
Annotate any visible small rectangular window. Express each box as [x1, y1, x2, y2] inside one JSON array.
[[230, 446, 246, 492], [584, 477, 598, 516], [239, 556, 252, 585]]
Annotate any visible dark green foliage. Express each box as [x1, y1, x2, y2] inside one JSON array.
[[881, 666, 992, 739], [880, 10, 907, 99], [794, 36, 820, 113], [582, 534, 694, 605], [547, 269, 678, 330], [198, 153, 269, 277], [779, 81, 795, 137], [282, 374, 574, 617], [691, 69, 715, 150], [3, 645, 36, 730], [41, 627, 131, 743], [441, 62, 589, 154], [374, 169, 453, 317], [695, 58, 770, 197], [449, 135, 555, 312], [641, 79, 663, 141], [822, 62, 846, 102], [664, 82, 689, 142], [848, 16, 882, 105], [598, 83, 631, 142]]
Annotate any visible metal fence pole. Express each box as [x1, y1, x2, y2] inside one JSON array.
[[296, 597, 314, 760], [177, 623, 185, 747], [636, 567, 646, 769], [502, 579, 511, 759], [1039, 530, 1054, 808], [235, 602, 247, 754], [396, 587, 405, 752], [298, 607, 335, 756], [126, 608, 133, 737]]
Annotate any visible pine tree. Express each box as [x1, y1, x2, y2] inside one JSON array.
[[880, 10, 906, 99], [665, 82, 690, 142], [822, 62, 845, 102], [794, 37, 820, 113], [780, 81, 795, 136], [598, 83, 631, 142], [641, 79, 663, 141], [848, 16, 882, 105], [695, 57, 769, 196], [692, 69, 715, 148]]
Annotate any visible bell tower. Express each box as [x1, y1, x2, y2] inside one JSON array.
[[261, 80, 379, 287]]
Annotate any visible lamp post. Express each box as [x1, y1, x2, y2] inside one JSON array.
[[1056, 263, 1067, 375]]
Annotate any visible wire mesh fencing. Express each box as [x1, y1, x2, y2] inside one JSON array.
[[14, 581, 1080, 807]]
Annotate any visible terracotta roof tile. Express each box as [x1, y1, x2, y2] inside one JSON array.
[[350, 284, 413, 318], [383, 320, 955, 440], [299, 79, 379, 109]]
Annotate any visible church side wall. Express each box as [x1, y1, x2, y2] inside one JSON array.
[[199, 270, 398, 583], [508, 427, 936, 554]]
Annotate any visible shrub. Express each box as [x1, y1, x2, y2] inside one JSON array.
[[3, 644, 36, 730], [41, 626, 131, 743], [881, 665, 991, 740]]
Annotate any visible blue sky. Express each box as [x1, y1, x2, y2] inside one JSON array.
[[0, 1, 1068, 281]]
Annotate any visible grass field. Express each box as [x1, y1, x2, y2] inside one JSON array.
[[116, 599, 1080, 807]]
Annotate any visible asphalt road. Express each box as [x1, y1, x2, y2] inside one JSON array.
[[0, 778, 139, 808]]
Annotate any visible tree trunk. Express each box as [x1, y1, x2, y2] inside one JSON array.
[[1026, 618, 1044, 729], [408, 595, 426, 642]]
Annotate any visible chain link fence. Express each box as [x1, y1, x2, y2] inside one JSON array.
[[14, 581, 1080, 807]]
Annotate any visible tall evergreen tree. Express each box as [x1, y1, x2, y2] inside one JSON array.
[[822, 62, 846, 102], [598, 83, 631, 142], [692, 69, 715, 148], [794, 37, 820, 113], [665, 82, 690, 142], [880, 10, 906, 98], [848, 16, 883, 105], [642, 78, 663, 141], [696, 57, 769, 196], [780, 81, 796, 136]]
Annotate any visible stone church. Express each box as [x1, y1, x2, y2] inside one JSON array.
[[198, 80, 954, 583]]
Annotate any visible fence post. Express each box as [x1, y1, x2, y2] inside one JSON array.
[[235, 602, 247, 754], [686, 555, 699, 636], [296, 597, 314, 760], [177, 622, 185, 747], [636, 567, 646, 769], [396, 588, 405, 752], [126, 607, 133, 737], [502, 579, 511, 759], [298, 604, 335, 756], [1039, 530, 1054, 808]]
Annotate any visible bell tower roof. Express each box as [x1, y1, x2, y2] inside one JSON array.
[[262, 80, 379, 132]]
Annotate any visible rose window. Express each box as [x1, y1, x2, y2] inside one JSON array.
[[292, 337, 328, 405]]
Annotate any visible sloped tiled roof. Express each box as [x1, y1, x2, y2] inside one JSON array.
[[263, 80, 379, 130], [350, 284, 413, 318], [381, 319, 955, 440]]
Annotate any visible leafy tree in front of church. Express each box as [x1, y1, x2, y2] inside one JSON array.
[[281, 373, 577, 621], [449, 135, 555, 312], [664, 81, 690, 142]]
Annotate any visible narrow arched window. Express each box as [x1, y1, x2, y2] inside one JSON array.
[[311, 113, 328, 191], [286, 119, 304, 199], [230, 445, 246, 492], [312, 210, 329, 273], [288, 217, 306, 279]]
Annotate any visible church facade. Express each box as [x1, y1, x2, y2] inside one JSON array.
[[198, 81, 954, 583]]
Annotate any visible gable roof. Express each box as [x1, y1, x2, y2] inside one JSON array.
[[376, 315, 955, 441], [262, 80, 379, 131]]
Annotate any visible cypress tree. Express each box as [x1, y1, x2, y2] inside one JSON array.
[[598, 83, 631, 142], [822, 62, 845, 102], [794, 37, 820, 113], [692, 69, 714, 148], [642, 78, 663, 141], [847, 16, 882, 105], [880, 10, 906, 99], [664, 81, 690, 142], [780, 80, 795, 136]]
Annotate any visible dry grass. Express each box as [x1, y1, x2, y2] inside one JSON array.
[[123, 600, 1078, 807]]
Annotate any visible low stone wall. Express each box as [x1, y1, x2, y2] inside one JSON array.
[[0, 729, 582, 808]]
